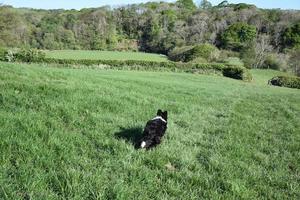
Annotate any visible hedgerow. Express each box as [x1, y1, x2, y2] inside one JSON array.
[[3, 48, 252, 81], [268, 76, 300, 89], [37, 58, 251, 81]]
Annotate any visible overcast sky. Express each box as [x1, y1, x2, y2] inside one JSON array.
[[2, 0, 300, 10]]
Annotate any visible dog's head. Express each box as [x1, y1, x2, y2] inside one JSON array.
[[157, 109, 168, 122]]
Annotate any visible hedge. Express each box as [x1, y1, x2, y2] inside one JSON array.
[[2, 49, 252, 81], [36, 58, 252, 81], [268, 76, 300, 89]]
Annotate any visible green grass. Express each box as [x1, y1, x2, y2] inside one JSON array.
[[0, 62, 299, 199], [251, 69, 293, 86], [45, 50, 169, 62]]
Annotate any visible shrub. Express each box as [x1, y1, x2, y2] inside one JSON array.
[[263, 54, 281, 70], [4, 50, 16, 62], [0, 47, 6, 61], [15, 48, 45, 62], [219, 50, 240, 61], [222, 57, 244, 67], [189, 56, 208, 64], [268, 76, 300, 89], [168, 46, 193, 62], [185, 44, 220, 62], [168, 44, 220, 63], [240, 46, 256, 69], [222, 65, 252, 81]]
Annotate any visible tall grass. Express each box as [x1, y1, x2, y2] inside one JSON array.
[[0, 62, 299, 199]]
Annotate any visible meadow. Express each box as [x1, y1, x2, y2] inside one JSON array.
[[0, 62, 299, 199], [45, 50, 169, 62]]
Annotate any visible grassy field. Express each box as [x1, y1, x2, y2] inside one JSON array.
[[0, 62, 299, 199], [45, 50, 168, 62]]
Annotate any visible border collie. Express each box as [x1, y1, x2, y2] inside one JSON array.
[[139, 109, 168, 149]]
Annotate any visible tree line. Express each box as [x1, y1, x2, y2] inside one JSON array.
[[0, 0, 299, 74]]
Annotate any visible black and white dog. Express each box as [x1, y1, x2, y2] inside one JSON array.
[[139, 109, 168, 149]]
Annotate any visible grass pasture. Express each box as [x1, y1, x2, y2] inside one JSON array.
[[0, 62, 299, 199], [45, 50, 169, 62]]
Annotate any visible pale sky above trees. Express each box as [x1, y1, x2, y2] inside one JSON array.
[[2, 0, 300, 10]]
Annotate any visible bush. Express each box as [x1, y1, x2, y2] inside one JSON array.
[[263, 54, 281, 70], [4, 50, 16, 62], [168, 44, 220, 63], [222, 57, 244, 67], [189, 57, 208, 64], [168, 46, 193, 62], [268, 76, 300, 89], [15, 48, 45, 62], [219, 50, 240, 61], [185, 44, 220, 62], [0, 47, 6, 61], [240, 46, 256, 69], [222, 65, 252, 81]]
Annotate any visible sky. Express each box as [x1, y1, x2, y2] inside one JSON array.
[[1, 0, 300, 10]]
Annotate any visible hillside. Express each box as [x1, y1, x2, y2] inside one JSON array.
[[0, 62, 299, 199], [1, 1, 300, 75]]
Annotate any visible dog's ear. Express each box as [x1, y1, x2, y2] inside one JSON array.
[[157, 109, 162, 116], [162, 111, 168, 121]]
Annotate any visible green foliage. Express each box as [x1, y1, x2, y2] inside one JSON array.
[[0, 47, 251, 81], [199, 0, 212, 9], [168, 46, 194, 62], [289, 48, 300, 76], [168, 44, 220, 63], [189, 56, 208, 64], [263, 54, 281, 70], [0, 2, 299, 56], [266, 9, 281, 22], [222, 65, 252, 81], [27, 57, 250, 81], [222, 57, 244, 67], [221, 23, 257, 51], [0, 62, 299, 199], [268, 76, 300, 89], [186, 44, 220, 62], [282, 23, 300, 49], [240, 45, 256, 69], [233, 3, 255, 11], [0, 46, 6, 61], [15, 49, 46, 62], [176, 0, 197, 10]]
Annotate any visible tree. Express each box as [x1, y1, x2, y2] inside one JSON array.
[[199, 0, 212, 10], [253, 34, 273, 68], [217, 1, 229, 7], [177, 0, 197, 10], [187, 13, 209, 44], [221, 22, 257, 51], [289, 48, 300, 76], [282, 23, 300, 49]]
